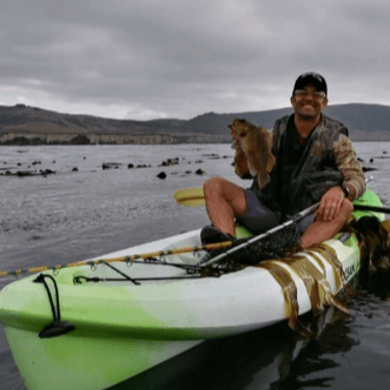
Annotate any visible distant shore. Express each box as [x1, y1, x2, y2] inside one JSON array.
[[0, 132, 231, 145], [0, 132, 388, 145]]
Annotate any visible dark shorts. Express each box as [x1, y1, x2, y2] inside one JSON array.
[[236, 189, 316, 235]]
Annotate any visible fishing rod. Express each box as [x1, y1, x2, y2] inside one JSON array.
[[0, 241, 233, 279]]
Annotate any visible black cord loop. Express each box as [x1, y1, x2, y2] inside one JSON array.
[[34, 273, 76, 338]]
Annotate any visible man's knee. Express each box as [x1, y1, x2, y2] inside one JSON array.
[[331, 198, 354, 227], [203, 177, 246, 213], [340, 198, 354, 219], [203, 177, 227, 199]]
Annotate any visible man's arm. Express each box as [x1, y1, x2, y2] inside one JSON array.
[[316, 133, 365, 222], [332, 133, 366, 200]]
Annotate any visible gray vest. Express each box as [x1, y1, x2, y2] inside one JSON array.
[[254, 114, 348, 217]]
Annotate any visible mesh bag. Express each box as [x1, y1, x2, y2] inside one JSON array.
[[229, 221, 302, 265]]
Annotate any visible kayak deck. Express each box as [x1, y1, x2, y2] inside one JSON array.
[[0, 229, 359, 336]]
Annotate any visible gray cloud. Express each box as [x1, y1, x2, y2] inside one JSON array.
[[1, 0, 390, 120]]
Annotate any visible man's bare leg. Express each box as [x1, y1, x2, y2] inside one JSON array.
[[301, 199, 353, 248], [203, 177, 247, 237]]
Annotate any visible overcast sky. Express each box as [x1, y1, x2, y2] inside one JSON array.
[[1, 0, 389, 120]]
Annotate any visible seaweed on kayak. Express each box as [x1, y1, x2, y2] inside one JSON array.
[[349, 216, 390, 287]]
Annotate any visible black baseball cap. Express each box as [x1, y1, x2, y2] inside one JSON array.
[[292, 72, 327, 96]]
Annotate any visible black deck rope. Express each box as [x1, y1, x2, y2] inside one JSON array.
[[72, 259, 209, 285], [73, 274, 220, 284], [104, 262, 140, 285]]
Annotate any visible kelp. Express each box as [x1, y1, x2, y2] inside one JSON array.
[[256, 243, 348, 337]]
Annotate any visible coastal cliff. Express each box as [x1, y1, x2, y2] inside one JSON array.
[[0, 103, 390, 144]]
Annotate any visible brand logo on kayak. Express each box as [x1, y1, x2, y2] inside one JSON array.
[[344, 263, 358, 280]]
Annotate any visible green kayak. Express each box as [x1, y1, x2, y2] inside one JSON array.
[[0, 189, 385, 390]]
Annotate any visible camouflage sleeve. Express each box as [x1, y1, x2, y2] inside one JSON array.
[[332, 134, 366, 199]]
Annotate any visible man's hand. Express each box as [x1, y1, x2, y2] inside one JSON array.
[[317, 186, 345, 221]]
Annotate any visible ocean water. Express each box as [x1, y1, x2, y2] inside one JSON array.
[[0, 142, 390, 390]]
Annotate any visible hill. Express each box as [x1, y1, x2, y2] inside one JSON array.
[[0, 103, 389, 144], [181, 103, 390, 141]]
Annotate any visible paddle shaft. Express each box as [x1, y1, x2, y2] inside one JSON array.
[[174, 185, 390, 216], [352, 204, 390, 214]]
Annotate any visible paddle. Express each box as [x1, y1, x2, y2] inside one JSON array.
[[173, 187, 206, 207], [173, 186, 390, 214]]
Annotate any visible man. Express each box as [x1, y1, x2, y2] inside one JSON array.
[[202, 72, 365, 249]]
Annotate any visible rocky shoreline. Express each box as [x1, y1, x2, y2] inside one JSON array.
[[0, 152, 234, 180]]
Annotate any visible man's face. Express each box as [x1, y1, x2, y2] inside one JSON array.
[[290, 83, 328, 119]]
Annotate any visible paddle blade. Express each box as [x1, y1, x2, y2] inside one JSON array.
[[173, 187, 205, 207]]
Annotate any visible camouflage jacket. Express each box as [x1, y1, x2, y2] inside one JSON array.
[[254, 114, 366, 216]]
